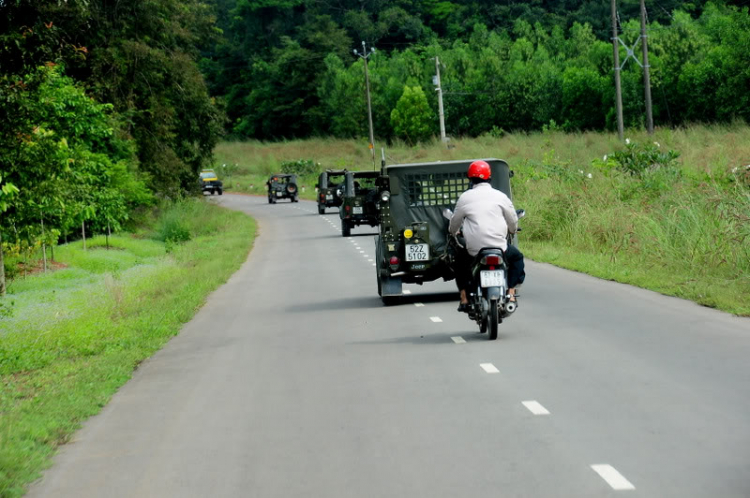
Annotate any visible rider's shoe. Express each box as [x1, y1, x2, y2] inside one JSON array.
[[457, 303, 470, 313]]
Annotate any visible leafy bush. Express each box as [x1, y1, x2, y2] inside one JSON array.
[[280, 159, 321, 176], [154, 212, 191, 245], [608, 140, 680, 176]]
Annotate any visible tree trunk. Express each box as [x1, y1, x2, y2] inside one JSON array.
[[0, 230, 6, 297], [106, 221, 111, 249], [82, 220, 87, 251], [42, 218, 48, 273]]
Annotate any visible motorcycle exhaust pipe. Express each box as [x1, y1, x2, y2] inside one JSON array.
[[505, 301, 517, 314]]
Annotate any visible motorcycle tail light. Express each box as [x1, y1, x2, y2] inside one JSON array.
[[345, 205, 351, 212], [482, 255, 501, 266], [389, 256, 400, 266]]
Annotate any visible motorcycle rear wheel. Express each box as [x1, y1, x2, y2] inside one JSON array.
[[488, 300, 499, 340]]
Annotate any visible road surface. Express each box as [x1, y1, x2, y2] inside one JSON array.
[[28, 195, 750, 497]]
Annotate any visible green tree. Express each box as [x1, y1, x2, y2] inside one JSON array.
[[390, 86, 434, 144]]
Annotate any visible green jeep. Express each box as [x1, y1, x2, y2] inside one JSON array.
[[266, 174, 299, 203], [339, 170, 381, 237], [374, 158, 513, 303], [316, 169, 347, 214]]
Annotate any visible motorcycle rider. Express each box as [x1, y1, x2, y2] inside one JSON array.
[[448, 160, 525, 313]]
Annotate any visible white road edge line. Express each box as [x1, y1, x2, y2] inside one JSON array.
[[451, 336, 466, 344], [430, 316, 443, 323], [480, 363, 499, 374], [522, 401, 550, 415], [590, 465, 635, 491]]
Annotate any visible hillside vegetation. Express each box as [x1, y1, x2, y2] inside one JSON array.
[[206, 0, 750, 140], [215, 124, 750, 315]]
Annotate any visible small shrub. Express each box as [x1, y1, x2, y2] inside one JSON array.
[[155, 213, 191, 246], [610, 140, 680, 176], [0, 299, 14, 318]]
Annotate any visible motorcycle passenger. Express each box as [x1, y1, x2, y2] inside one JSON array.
[[449, 160, 526, 313]]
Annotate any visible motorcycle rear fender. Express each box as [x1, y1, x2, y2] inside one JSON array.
[[485, 286, 502, 301]]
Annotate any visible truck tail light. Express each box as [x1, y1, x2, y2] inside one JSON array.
[[389, 256, 400, 266]]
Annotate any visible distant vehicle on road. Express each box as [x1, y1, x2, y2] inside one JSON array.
[[267, 174, 299, 203], [339, 170, 381, 236], [199, 169, 223, 195], [316, 169, 346, 214]]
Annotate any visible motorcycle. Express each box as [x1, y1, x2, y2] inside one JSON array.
[[443, 208, 525, 340]]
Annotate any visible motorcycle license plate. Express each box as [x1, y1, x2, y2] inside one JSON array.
[[405, 243, 429, 261], [353, 206, 363, 214], [480, 270, 505, 287], [326, 195, 333, 200]]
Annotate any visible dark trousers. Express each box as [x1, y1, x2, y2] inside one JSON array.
[[454, 245, 526, 292]]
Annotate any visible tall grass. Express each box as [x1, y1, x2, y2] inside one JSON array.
[[213, 124, 750, 314], [0, 199, 256, 497]]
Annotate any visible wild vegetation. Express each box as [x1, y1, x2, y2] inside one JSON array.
[[214, 124, 750, 315], [205, 0, 750, 140], [0, 200, 256, 498], [0, 0, 223, 293]]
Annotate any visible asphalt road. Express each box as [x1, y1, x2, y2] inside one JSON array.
[[28, 194, 750, 498]]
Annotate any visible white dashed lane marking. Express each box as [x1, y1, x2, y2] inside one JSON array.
[[590, 465, 635, 491], [402, 290, 411, 295], [430, 316, 443, 323], [451, 336, 466, 344], [480, 363, 499, 374], [414, 303, 424, 307], [522, 401, 550, 415]]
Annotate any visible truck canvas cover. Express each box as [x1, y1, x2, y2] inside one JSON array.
[[385, 158, 511, 253]]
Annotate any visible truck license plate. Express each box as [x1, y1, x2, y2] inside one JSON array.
[[480, 270, 505, 288], [353, 206, 363, 214], [405, 244, 429, 261], [276, 191, 282, 197], [326, 195, 333, 200]]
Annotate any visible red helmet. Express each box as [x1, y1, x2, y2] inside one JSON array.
[[467, 160, 491, 180]]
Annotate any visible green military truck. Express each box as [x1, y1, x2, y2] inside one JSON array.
[[339, 170, 381, 237], [374, 158, 513, 303], [316, 169, 347, 214], [266, 174, 299, 203]]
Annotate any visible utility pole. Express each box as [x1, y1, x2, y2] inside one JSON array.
[[640, 0, 654, 134], [611, 0, 624, 140], [433, 56, 447, 143], [354, 41, 376, 168]]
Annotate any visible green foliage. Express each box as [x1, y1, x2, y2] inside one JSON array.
[[280, 159, 321, 176], [390, 86, 434, 144], [608, 140, 680, 176], [0, 66, 151, 269], [0, 0, 223, 195], [202, 0, 750, 140]]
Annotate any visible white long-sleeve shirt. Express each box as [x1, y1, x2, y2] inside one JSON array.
[[448, 182, 518, 256]]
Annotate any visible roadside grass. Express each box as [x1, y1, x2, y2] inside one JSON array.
[[0, 199, 256, 498], [214, 123, 750, 315]]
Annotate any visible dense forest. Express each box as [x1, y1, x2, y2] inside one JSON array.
[[1, 0, 749, 291], [0, 0, 222, 292], [202, 0, 750, 140]]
